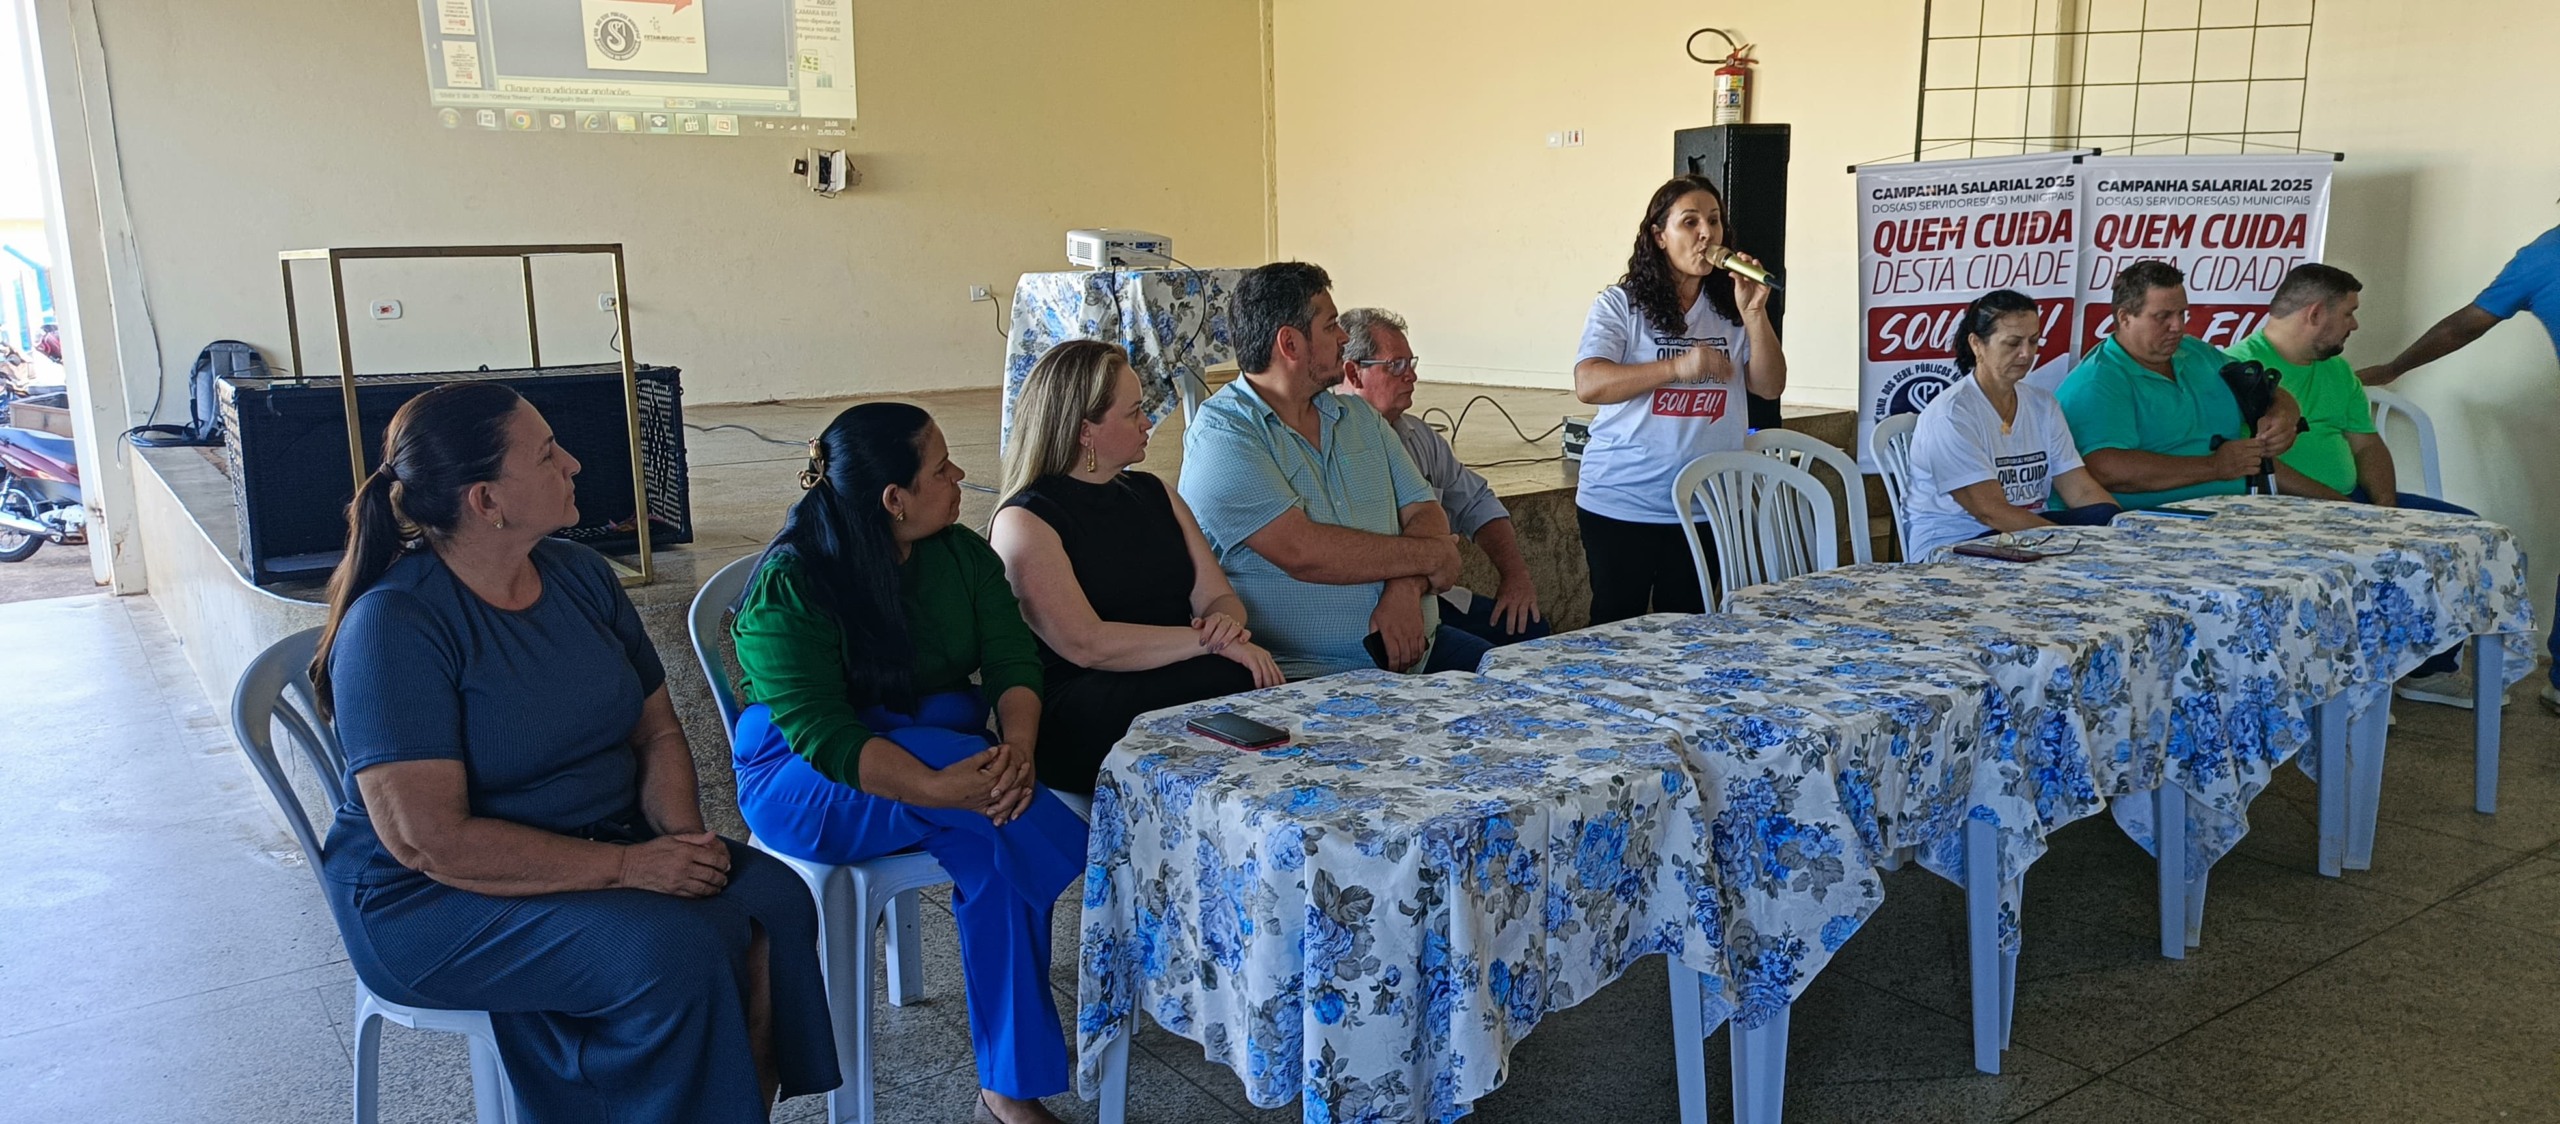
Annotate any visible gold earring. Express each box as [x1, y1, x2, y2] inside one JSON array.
[[894, 509, 906, 522], [1084, 444, 1097, 474], [799, 439, 824, 490], [492, 516, 506, 530]]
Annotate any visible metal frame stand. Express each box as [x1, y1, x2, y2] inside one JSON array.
[[278, 244, 651, 586]]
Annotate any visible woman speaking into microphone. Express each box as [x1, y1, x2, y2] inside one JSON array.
[[1572, 173, 1787, 623]]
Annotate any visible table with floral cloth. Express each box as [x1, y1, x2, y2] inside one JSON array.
[[1001, 267, 1243, 450], [2122, 495, 2541, 828], [1731, 516, 2435, 859], [1472, 613, 2034, 1076], [2123, 496, 2538, 698], [1074, 670, 1882, 1124], [1473, 615, 2025, 927]]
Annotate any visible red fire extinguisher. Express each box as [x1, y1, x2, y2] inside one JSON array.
[[1687, 28, 1756, 125]]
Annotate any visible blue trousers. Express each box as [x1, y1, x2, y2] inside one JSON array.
[[2350, 488, 2476, 677], [731, 691, 1087, 1099]]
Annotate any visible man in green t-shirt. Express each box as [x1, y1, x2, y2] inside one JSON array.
[[2056, 261, 2302, 510], [2230, 263, 2481, 698], [2228, 264, 2398, 504]]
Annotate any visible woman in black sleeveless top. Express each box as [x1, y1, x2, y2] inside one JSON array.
[[991, 341, 1282, 793]]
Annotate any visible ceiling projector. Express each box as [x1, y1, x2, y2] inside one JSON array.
[[1066, 229, 1173, 269]]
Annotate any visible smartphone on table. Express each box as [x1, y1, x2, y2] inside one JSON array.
[[1186, 711, 1290, 750]]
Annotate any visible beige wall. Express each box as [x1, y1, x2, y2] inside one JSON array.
[[92, 0, 1272, 404], [1275, 0, 2560, 644], [2307, 0, 2560, 647], [1272, 2, 1922, 408]]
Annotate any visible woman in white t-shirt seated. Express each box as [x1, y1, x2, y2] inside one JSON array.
[[1572, 174, 1787, 623], [1904, 288, 2120, 560]]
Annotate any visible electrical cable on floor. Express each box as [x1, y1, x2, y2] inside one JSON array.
[[688, 422, 1003, 496], [686, 422, 807, 447], [1425, 394, 1567, 447], [1413, 394, 1569, 469]]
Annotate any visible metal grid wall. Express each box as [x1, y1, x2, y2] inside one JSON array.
[[1912, 0, 2317, 160]]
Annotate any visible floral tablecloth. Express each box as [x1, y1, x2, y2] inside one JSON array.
[[1002, 267, 1243, 450], [1953, 522, 2363, 858], [2124, 496, 2538, 692], [1074, 670, 1880, 1124], [1725, 503, 2535, 870], [1473, 614, 2034, 945], [1722, 559, 2186, 861]]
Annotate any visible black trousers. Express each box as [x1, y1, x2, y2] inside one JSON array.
[[1578, 506, 1713, 625], [1036, 655, 1256, 794]]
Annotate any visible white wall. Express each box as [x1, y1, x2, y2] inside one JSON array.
[[1274, 0, 2560, 646], [85, 0, 1273, 405]]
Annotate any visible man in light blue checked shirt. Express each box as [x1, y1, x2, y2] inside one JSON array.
[[1338, 307, 1550, 650], [1179, 262, 1486, 678]]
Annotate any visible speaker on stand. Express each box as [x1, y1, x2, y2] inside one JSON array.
[[1673, 123, 1790, 431]]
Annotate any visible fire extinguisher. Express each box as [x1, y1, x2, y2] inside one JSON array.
[[1687, 28, 1757, 125]]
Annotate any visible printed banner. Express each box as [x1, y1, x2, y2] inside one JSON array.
[[1854, 152, 2084, 466], [2075, 154, 2334, 354]]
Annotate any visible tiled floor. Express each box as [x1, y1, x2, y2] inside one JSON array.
[[8, 587, 2559, 1122]]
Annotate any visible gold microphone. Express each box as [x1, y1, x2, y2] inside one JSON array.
[[1705, 245, 1782, 291]]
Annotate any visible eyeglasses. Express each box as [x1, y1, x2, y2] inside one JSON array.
[[1353, 357, 1422, 378]]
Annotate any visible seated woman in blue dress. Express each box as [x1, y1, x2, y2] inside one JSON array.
[[989, 339, 1283, 795], [312, 382, 838, 1124], [727, 401, 1088, 1124], [1903, 288, 2122, 560]]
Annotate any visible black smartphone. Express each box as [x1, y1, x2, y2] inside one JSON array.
[[1186, 712, 1290, 750], [2150, 504, 2215, 519], [1363, 631, 1394, 670]]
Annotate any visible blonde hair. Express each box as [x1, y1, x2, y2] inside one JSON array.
[[997, 338, 1129, 509]]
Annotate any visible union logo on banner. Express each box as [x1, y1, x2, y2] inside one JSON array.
[[1651, 387, 1728, 419]]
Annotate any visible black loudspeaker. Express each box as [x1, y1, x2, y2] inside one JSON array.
[[1673, 123, 1790, 430], [217, 363, 693, 585]]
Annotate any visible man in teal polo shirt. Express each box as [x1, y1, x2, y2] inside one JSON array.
[[2056, 260, 2302, 509], [1178, 262, 1472, 678]]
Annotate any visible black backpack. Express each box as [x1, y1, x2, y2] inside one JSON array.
[[131, 340, 264, 447]]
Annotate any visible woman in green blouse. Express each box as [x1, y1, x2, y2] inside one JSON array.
[[728, 402, 1085, 1124]]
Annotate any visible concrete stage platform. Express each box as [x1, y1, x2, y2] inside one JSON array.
[[133, 383, 1862, 835]]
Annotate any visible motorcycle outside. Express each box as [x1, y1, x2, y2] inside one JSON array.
[[0, 391, 86, 563]]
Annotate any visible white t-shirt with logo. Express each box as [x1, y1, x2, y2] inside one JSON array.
[[1903, 375, 2085, 559], [1573, 284, 1754, 523]]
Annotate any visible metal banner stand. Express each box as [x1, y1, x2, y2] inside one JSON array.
[[277, 243, 653, 587]]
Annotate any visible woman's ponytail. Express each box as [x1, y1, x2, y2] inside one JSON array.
[[310, 469, 407, 721]]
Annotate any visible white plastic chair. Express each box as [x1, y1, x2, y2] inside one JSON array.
[[1673, 452, 1841, 610], [230, 628, 519, 1124], [2365, 387, 2444, 500], [690, 551, 946, 1124], [1869, 412, 1923, 560], [1747, 428, 1876, 566]]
